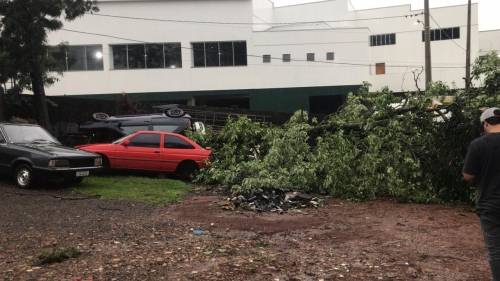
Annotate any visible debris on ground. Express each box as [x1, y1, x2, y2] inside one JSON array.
[[228, 189, 323, 212], [35, 247, 82, 265]]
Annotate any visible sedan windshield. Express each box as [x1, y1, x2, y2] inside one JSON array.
[[3, 125, 59, 144]]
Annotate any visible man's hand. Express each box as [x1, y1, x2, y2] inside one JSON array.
[[463, 172, 476, 182]]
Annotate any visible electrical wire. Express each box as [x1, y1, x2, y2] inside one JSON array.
[[430, 14, 466, 52], [60, 28, 465, 69], [87, 11, 423, 26]]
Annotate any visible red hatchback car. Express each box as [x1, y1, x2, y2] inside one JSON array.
[[77, 131, 211, 178]]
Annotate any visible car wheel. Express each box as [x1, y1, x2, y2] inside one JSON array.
[[176, 161, 198, 181], [14, 164, 33, 188]]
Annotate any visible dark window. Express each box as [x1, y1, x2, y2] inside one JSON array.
[[263, 54, 271, 63], [86, 45, 104, 71], [453, 27, 460, 39], [129, 133, 160, 148], [192, 41, 247, 67], [146, 44, 164, 69], [67, 46, 86, 71], [112, 43, 182, 70], [389, 33, 396, 44], [326, 52, 335, 60], [164, 136, 194, 149], [112, 45, 128, 69], [435, 29, 442, 40], [192, 43, 206, 67], [121, 125, 150, 135], [375, 63, 385, 75], [48, 47, 67, 72], [442, 28, 452, 40], [422, 27, 460, 41], [49, 45, 103, 71], [234, 41, 247, 66], [307, 53, 315, 61], [283, 54, 291, 62], [152, 125, 181, 132], [370, 33, 396, 47], [0, 131, 5, 143], [205, 42, 219, 67], [127, 44, 146, 69], [220, 42, 234, 66], [165, 43, 182, 68]]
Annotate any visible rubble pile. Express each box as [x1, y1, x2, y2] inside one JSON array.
[[228, 190, 322, 212]]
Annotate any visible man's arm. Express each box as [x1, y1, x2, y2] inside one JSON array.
[[463, 172, 475, 182], [463, 141, 481, 183]]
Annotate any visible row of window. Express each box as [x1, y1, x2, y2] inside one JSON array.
[[369, 27, 461, 47], [422, 27, 460, 42], [263, 52, 335, 63], [49, 45, 104, 72], [192, 41, 247, 67], [112, 43, 182, 70], [49, 41, 248, 71], [370, 33, 396, 47]]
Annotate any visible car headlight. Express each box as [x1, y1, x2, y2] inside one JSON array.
[[94, 157, 103, 167], [48, 159, 70, 168]]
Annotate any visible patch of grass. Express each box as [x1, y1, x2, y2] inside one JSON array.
[[73, 176, 191, 204], [35, 247, 81, 265]]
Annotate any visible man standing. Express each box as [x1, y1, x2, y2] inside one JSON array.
[[463, 107, 500, 280]]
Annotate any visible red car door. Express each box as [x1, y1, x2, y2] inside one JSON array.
[[116, 132, 162, 171], [160, 134, 197, 172]]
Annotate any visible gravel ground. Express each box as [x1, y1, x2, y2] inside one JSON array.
[[0, 180, 491, 281]]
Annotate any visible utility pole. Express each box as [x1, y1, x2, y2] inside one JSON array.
[[424, 0, 432, 89], [465, 0, 472, 91]]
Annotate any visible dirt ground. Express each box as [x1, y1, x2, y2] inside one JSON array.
[[0, 181, 491, 281]]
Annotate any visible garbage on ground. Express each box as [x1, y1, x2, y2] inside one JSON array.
[[193, 229, 205, 236], [227, 189, 323, 212]]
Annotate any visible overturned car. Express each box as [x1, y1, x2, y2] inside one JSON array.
[[69, 105, 205, 145]]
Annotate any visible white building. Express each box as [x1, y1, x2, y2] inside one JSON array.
[[44, 0, 498, 113]]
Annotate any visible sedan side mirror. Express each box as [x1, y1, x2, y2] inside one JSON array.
[[121, 140, 130, 146]]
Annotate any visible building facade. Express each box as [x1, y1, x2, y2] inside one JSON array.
[[44, 0, 497, 113]]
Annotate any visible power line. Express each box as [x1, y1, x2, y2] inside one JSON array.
[[87, 11, 423, 26], [430, 14, 466, 51], [84, 11, 477, 40], [60, 28, 465, 69]]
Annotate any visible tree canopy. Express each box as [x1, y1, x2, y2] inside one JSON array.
[[0, 0, 98, 127]]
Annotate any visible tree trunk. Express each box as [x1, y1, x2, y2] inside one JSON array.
[[30, 66, 51, 131]]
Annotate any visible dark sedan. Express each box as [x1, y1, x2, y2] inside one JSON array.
[[0, 123, 102, 188]]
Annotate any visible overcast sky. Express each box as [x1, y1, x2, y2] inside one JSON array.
[[272, 0, 500, 31]]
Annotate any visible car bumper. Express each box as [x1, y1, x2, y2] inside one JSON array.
[[34, 166, 102, 180]]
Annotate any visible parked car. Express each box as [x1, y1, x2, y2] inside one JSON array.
[[74, 105, 205, 146], [0, 123, 102, 188], [77, 130, 211, 179]]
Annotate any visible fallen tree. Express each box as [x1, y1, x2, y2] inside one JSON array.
[[192, 52, 500, 205]]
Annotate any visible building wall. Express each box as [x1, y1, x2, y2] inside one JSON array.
[[46, 0, 366, 103], [43, 0, 497, 113], [479, 29, 500, 56], [357, 4, 479, 91]]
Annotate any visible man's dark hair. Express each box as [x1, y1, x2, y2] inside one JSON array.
[[485, 109, 500, 125]]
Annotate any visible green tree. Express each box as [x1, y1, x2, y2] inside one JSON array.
[[0, 0, 98, 129]]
